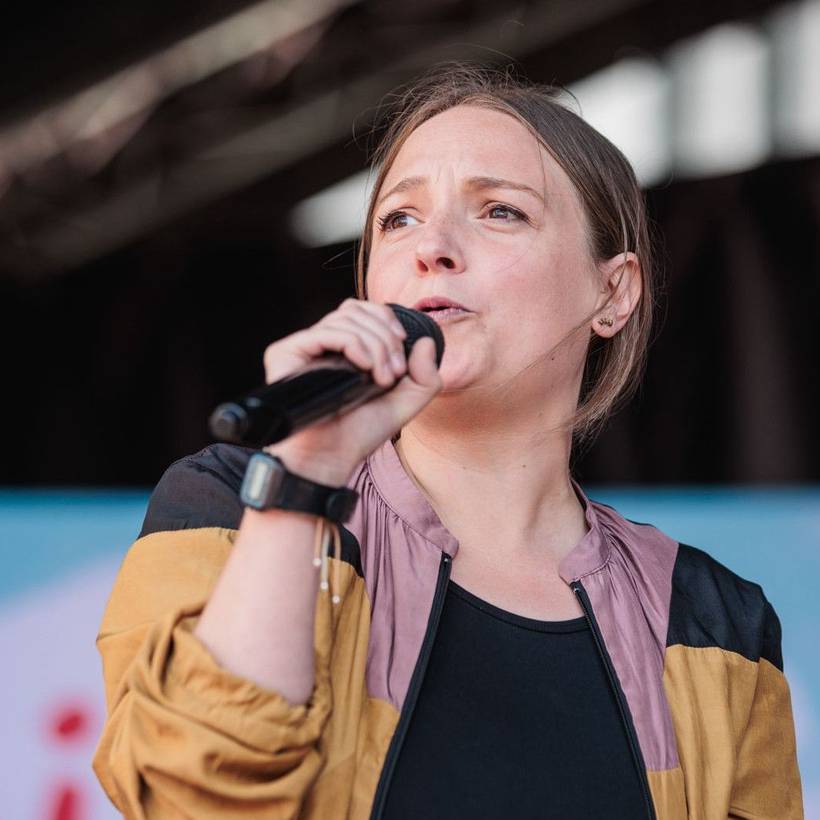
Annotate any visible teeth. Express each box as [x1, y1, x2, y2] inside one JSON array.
[[419, 305, 467, 313]]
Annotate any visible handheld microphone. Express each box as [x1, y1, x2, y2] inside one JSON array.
[[208, 304, 445, 448]]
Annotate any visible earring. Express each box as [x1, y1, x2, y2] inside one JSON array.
[[597, 316, 614, 327]]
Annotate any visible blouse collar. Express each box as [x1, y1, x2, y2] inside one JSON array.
[[366, 437, 611, 582]]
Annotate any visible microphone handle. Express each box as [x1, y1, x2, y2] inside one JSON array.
[[209, 304, 444, 448], [210, 355, 389, 447]]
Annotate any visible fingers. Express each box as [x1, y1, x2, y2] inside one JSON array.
[[264, 299, 410, 388], [319, 315, 402, 387], [366, 336, 442, 429], [321, 299, 408, 386], [340, 298, 408, 363]]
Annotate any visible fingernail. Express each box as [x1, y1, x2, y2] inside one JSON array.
[[391, 352, 404, 372]]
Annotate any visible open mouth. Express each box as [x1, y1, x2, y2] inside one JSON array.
[[421, 306, 472, 322], [413, 296, 475, 321]]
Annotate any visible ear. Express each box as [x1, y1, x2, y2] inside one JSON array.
[[591, 251, 642, 339]]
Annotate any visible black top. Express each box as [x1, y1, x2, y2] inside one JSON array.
[[381, 579, 648, 820]]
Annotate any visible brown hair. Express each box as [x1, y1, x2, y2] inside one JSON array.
[[354, 63, 660, 450]]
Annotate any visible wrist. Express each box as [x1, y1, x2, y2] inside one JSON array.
[[242, 449, 358, 524], [262, 443, 356, 487]]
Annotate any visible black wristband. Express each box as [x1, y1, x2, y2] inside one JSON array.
[[239, 451, 358, 524]]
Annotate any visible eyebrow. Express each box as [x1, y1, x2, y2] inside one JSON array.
[[375, 174, 545, 209], [466, 176, 545, 202]]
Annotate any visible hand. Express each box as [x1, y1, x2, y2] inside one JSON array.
[[261, 298, 442, 485]]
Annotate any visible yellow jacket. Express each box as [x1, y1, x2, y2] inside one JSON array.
[[93, 441, 804, 818]]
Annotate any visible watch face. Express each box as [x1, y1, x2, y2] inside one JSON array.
[[242, 453, 285, 507], [240, 452, 358, 520]]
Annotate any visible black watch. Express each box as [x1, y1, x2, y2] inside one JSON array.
[[239, 451, 358, 524]]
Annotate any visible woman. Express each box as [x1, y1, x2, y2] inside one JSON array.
[[93, 65, 803, 819]]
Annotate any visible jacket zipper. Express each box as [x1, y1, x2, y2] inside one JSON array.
[[572, 580, 657, 820], [369, 551, 452, 820]]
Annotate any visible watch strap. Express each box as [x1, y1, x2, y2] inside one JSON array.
[[240, 451, 358, 524]]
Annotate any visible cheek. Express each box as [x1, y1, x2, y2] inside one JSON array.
[[493, 249, 594, 337], [363, 244, 386, 301], [497, 247, 565, 310], [364, 243, 406, 303], [363, 267, 393, 305]]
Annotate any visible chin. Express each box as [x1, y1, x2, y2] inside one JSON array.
[[436, 359, 476, 393]]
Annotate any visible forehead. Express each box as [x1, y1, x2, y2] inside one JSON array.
[[381, 104, 556, 192]]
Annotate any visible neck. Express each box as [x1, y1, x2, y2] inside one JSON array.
[[394, 403, 587, 563]]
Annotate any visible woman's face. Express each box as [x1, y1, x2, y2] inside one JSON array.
[[366, 104, 606, 403]]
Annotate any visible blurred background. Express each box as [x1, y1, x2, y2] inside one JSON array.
[[1, 0, 818, 816]]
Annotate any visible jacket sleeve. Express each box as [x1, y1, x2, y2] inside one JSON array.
[[92, 451, 335, 819], [728, 599, 804, 819]]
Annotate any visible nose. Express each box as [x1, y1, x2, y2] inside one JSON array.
[[414, 220, 465, 275]]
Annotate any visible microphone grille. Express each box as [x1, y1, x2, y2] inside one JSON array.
[[387, 304, 445, 367]]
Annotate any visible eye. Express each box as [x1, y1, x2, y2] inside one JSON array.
[[486, 203, 527, 222], [377, 210, 419, 232]]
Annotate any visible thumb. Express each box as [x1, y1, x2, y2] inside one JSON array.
[[403, 336, 443, 392], [365, 336, 442, 424]]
